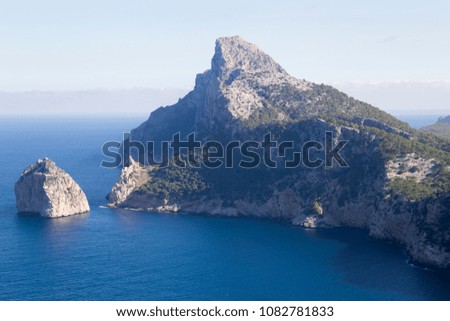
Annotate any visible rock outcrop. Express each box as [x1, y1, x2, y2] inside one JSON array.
[[107, 158, 150, 206], [15, 158, 90, 218]]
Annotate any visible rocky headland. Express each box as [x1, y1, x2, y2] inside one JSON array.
[[107, 36, 450, 269]]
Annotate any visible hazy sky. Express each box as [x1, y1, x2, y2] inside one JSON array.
[[0, 0, 449, 114]]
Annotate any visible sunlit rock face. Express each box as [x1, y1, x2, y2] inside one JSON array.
[[15, 158, 90, 218]]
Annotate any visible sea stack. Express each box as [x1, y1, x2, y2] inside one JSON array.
[[15, 158, 90, 218]]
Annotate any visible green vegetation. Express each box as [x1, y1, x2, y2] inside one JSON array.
[[365, 126, 450, 164], [427, 164, 450, 195], [139, 165, 207, 200], [247, 82, 412, 131], [312, 199, 323, 215], [389, 177, 434, 201], [245, 104, 285, 128], [388, 163, 450, 200]]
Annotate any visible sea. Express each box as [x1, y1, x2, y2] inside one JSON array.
[[0, 115, 449, 301]]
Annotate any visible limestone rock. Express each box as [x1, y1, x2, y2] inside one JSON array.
[[130, 36, 313, 144], [15, 158, 90, 218], [107, 158, 150, 206]]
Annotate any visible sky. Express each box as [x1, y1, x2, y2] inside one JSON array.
[[0, 0, 449, 115]]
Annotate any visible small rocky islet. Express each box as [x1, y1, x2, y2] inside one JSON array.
[[14, 158, 90, 218]]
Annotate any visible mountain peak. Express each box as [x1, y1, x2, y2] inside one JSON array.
[[211, 36, 285, 77], [437, 115, 450, 124]]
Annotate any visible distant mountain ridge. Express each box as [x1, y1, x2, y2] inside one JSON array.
[[109, 36, 450, 269], [438, 116, 450, 124], [421, 115, 450, 138]]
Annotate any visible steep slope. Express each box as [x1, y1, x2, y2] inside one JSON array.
[[109, 36, 450, 269]]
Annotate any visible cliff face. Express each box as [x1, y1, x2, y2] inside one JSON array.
[[108, 158, 150, 206], [108, 36, 450, 269], [15, 158, 90, 218]]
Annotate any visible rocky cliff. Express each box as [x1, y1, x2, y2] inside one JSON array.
[[108, 36, 450, 269], [15, 158, 90, 218]]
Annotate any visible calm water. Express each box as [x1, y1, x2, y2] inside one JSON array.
[[0, 116, 449, 301]]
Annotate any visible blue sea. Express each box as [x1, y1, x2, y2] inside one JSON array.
[[0, 116, 449, 301], [395, 115, 440, 129]]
